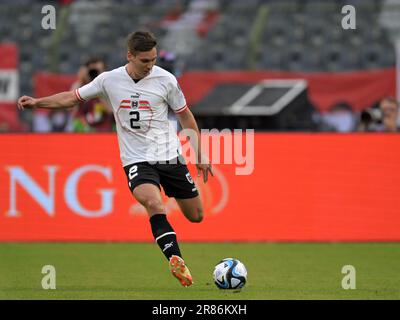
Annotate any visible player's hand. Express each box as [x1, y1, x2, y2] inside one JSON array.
[[17, 96, 37, 110], [196, 155, 213, 183]]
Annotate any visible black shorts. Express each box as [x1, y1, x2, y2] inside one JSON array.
[[123, 157, 199, 199]]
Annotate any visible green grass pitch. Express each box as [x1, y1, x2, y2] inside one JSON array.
[[0, 243, 399, 299]]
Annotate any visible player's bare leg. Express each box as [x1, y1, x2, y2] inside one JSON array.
[[132, 183, 166, 217], [132, 183, 193, 287], [175, 196, 204, 223]]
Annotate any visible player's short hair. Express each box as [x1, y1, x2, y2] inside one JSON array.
[[127, 31, 157, 54]]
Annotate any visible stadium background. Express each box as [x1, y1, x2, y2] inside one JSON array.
[[1, 0, 400, 299]]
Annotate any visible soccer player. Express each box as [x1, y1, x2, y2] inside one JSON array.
[[17, 31, 213, 287]]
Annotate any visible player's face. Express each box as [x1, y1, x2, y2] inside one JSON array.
[[128, 48, 157, 78]]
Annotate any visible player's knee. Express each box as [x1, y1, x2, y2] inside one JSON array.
[[188, 207, 203, 223], [143, 198, 165, 214], [193, 213, 203, 223]]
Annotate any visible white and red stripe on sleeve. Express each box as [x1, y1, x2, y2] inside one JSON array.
[[174, 104, 188, 114], [75, 89, 85, 102]]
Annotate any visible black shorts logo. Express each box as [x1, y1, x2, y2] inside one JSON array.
[[185, 173, 194, 184]]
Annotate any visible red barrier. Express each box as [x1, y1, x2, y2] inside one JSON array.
[[0, 133, 399, 241], [179, 69, 396, 112]]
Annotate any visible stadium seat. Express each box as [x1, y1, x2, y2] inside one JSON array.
[[320, 45, 347, 71], [266, 0, 300, 14], [303, 0, 340, 14], [256, 45, 284, 70], [360, 45, 390, 69]]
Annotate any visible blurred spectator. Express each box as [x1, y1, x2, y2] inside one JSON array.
[[316, 101, 356, 132], [48, 109, 72, 132], [380, 97, 399, 132], [70, 57, 114, 132], [32, 103, 74, 133], [358, 97, 399, 132]]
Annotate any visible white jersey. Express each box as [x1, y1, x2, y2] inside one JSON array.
[[75, 65, 188, 166]]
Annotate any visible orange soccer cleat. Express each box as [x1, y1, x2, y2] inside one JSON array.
[[169, 255, 193, 287]]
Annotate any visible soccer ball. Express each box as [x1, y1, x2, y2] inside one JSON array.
[[213, 258, 247, 289]]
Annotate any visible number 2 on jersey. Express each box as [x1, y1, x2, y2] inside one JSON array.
[[129, 111, 140, 129]]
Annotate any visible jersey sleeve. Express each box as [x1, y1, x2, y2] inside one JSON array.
[[167, 77, 188, 114], [74, 73, 105, 102]]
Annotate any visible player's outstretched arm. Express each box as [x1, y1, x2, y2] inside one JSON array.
[[17, 90, 78, 110]]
